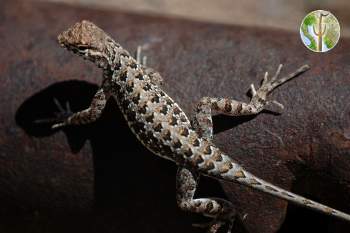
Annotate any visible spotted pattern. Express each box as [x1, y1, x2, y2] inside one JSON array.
[[110, 54, 350, 228], [56, 20, 350, 232]]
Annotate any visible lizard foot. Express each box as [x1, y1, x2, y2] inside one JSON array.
[[51, 98, 73, 129], [249, 64, 309, 112], [34, 98, 73, 129]]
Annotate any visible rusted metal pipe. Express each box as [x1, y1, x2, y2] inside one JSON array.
[[1, 0, 349, 232]]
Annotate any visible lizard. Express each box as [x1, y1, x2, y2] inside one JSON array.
[[50, 20, 350, 233]]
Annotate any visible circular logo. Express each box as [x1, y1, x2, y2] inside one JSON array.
[[300, 10, 340, 52]]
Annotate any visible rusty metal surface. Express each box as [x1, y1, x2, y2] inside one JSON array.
[[0, 0, 350, 232]]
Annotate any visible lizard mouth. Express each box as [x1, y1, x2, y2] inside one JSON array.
[[66, 45, 88, 57], [57, 37, 89, 57], [57, 32, 90, 56], [56, 27, 110, 69], [58, 42, 109, 69]]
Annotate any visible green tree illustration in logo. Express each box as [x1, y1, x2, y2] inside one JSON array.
[[300, 10, 340, 52]]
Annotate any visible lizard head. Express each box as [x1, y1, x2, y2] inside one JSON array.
[[58, 20, 115, 69]]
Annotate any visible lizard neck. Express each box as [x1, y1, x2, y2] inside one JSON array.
[[106, 40, 135, 72], [109, 46, 141, 86]]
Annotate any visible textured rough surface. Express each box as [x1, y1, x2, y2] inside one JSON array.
[[1, 0, 350, 233]]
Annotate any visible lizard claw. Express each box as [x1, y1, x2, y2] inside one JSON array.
[[258, 63, 309, 95], [249, 83, 257, 96], [254, 64, 284, 97], [250, 64, 309, 113], [50, 98, 73, 129], [51, 122, 66, 129], [269, 100, 284, 110], [34, 98, 73, 129], [53, 98, 73, 118]]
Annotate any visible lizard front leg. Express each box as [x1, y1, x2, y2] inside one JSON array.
[[52, 86, 110, 129], [176, 167, 235, 233], [192, 64, 309, 140]]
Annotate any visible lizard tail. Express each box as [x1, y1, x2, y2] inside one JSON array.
[[221, 163, 350, 222]]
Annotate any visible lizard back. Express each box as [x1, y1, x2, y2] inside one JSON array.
[[112, 60, 224, 168]]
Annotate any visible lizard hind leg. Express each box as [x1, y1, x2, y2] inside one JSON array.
[[249, 64, 309, 111], [192, 64, 310, 140], [176, 167, 236, 233]]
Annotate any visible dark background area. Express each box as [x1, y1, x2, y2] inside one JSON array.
[[1, 0, 350, 232]]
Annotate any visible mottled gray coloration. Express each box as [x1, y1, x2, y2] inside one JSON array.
[[51, 20, 350, 232]]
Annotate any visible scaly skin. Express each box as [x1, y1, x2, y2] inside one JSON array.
[[50, 20, 350, 232]]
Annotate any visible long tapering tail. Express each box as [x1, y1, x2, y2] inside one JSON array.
[[215, 160, 350, 222]]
